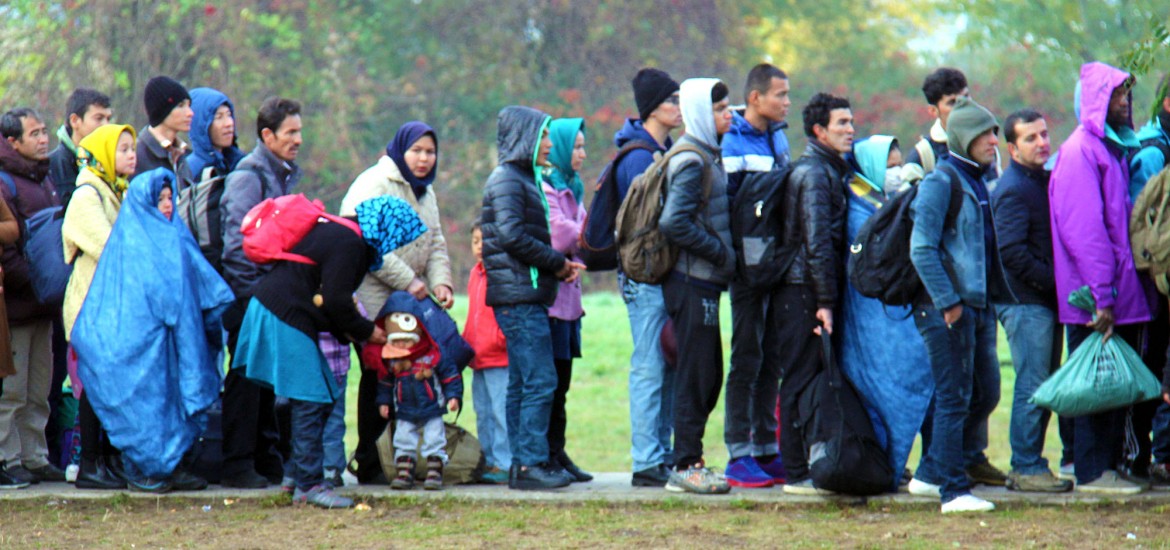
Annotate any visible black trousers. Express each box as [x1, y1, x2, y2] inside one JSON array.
[[221, 298, 283, 480], [45, 316, 68, 467], [1125, 301, 1168, 473], [663, 276, 725, 469], [774, 285, 823, 482], [354, 365, 392, 482], [547, 358, 573, 457], [725, 282, 783, 459], [78, 392, 115, 462]]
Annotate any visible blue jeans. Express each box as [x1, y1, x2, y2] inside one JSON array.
[[997, 304, 1062, 474], [913, 304, 1000, 503], [620, 273, 675, 471], [289, 398, 332, 491], [473, 367, 512, 470], [496, 303, 557, 468], [321, 372, 347, 474]]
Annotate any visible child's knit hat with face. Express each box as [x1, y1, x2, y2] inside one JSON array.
[[382, 312, 422, 359]]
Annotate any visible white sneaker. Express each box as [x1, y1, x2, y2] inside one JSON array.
[[782, 478, 835, 496], [941, 494, 995, 514], [1074, 470, 1143, 495], [908, 478, 941, 497], [1058, 463, 1075, 481]]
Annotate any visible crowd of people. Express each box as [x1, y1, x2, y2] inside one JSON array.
[[0, 59, 1169, 515]]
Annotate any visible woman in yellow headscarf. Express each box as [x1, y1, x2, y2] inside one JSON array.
[[61, 123, 136, 491]]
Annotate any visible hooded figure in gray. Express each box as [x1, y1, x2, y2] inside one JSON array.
[[659, 78, 735, 287]]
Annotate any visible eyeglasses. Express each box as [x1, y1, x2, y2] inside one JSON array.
[[664, 95, 680, 105]]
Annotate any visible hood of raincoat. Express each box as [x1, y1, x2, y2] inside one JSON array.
[[1077, 62, 1138, 148], [188, 87, 243, 177], [680, 78, 721, 150], [853, 135, 896, 193], [546, 118, 586, 204]]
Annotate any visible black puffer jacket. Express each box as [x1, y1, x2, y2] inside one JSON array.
[[990, 159, 1055, 307], [779, 141, 850, 308], [480, 106, 564, 307]]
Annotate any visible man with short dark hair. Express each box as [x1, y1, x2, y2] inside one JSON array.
[[134, 76, 194, 189], [904, 68, 970, 178], [0, 108, 64, 487], [720, 63, 792, 488], [218, 97, 304, 489], [775, 92, 853, 496], [991, 108, 1072, 493], [49, 88, 112, 206]]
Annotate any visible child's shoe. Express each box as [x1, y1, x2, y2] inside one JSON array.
[[293, 485, 354, 509], [391, 457, 415, 490], [424, 456, 444, 490], [480, 466, 508, 485]]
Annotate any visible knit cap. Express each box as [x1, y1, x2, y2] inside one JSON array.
[[382, 312, 422, 359], [632, 68, 680, 121], [945, 97, 999, 159], [144, 76, 191, 127]]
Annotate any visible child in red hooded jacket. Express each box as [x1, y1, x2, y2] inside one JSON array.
[[462, 223, 510, 483]]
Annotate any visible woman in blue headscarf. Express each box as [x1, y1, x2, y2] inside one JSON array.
[[839, 136, 933, 490], [71, 167, 235, 493]]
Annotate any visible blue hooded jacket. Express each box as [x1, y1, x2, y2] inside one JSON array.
[[721, 109, 790, 201], [613, 118, 672, 200], [72, 168, 235, 477], [1131, 117, 1170, 193], [187, 88, 244, 178]]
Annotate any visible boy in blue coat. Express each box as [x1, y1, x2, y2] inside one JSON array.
[[377, 311, 462, 490]]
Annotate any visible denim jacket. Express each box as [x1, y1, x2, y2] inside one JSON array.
[[910, 158, 1014, 310]]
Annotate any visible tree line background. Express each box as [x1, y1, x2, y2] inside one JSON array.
[[1, 1, 1167, 289]]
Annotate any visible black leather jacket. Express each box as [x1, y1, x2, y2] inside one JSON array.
[[779, 141, 851, 308], [659, 135, 734, 286], [480, 106, 564, 307]]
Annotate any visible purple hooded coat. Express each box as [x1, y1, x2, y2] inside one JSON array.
[[1049, 62, 1155, 325]]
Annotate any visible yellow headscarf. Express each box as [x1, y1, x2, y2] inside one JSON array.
[[78, 124, 137, 197]]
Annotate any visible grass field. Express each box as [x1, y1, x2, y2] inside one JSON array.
[[343, 291, 1062, 474]]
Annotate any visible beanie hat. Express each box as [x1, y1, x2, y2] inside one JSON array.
[[945, 97, 999, 159], [382, 312, 422, 359], [144, 76, 191, 127], [632, 68, 680, 121]]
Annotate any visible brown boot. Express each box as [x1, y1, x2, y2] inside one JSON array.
[[424, 456, 443, 490], [391, 457, 415, 490]]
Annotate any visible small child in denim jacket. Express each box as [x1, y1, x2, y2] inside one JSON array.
[[376, 311, 462, 490]]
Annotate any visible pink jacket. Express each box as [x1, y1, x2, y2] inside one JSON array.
[[543, 183, 585, 321]]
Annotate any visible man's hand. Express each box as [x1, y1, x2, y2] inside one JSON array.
[[369, 325, 387, 345], [557, 260, 587, 284], [1087, 307, 1115, 343], [944, 304, 964, 328], [406, 277, 429, 300], [379, 405, 390, 419], [814, 308, 833, 336], [447, 398, 460, 413], [433, 284, 455, 309]]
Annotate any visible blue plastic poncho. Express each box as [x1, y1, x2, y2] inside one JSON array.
[[839, 138, 934, 489], [72, 167, 235, 478]]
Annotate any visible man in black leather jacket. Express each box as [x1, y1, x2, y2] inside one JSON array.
[[480, 105, 583, 491], [776, 93, 854, 495]]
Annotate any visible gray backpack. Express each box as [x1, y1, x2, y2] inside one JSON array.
[[177, 166, 226, 272]]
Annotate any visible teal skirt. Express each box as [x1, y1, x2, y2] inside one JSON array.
[[232, 298, 338, 404]]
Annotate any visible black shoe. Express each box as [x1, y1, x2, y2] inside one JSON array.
[[27, 463, 66, 482], [221, 470, 269, 489], [632, 464, 671, 487], [105, 456, 127, 483], [0, 465, 30, 490], [171, 467, 209, 491], [358, 471, 389, 485], [5, 465, 39, 485], [556, 452, 594, 483], [127, 476, 172, 494], [76, 458, 126, 490], [509, 463, 572, 490]]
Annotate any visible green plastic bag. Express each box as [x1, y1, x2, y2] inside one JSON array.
[[1030, 286, 1160, 416]]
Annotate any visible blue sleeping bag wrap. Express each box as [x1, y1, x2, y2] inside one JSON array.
[[839, 138, 934, 489], [378, 291, 475, 372], [72, 167, 235, 478]]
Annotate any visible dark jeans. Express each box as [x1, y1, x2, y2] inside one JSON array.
[[724, 282, 782, 460], [222, 298, 283, 480], [354, 366, 392, 482], [1067, 323, 1145, 484], [496, 303, 557, 467], [547, 358, 573, 457], [663, 276, 725, 470], [913, 304, 999, 503], [775, 285, 822, 482], [288, 398, 332, 491], [45, 316, 68, 467]]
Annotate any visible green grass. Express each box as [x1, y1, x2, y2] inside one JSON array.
[[342, 291, 1062, 473]]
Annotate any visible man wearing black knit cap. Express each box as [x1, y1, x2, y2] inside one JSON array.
[[135, 76, 194, 190], [614, 67, 684, 488]]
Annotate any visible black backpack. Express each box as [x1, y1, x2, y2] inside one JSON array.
[[730, 167, 795, 289], [799, 333, 894, 496], [847, 164, 963, 306], [577, 140, 656, 271]]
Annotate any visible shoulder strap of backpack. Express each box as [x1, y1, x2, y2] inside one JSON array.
[[664, 143, 714, 202], [915, 138, 936, 173], [246, 166, 269, 200], [934, 164, 965, 230]]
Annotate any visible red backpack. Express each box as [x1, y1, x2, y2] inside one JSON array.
[[241, 194, 361, 265]]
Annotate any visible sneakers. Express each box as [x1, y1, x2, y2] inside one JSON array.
[[724, 456, 774, 488], [1006, 470, 1073, 493], [632, 464, 671, 487], [391, 457, 416, 490], [1075, 470, 1143, 495], [1058, 462, 1075, 481], [424, 456, 443, 491], [0, 465, 30, 490], [280, 476, 295, 495], [480, 466, 509, 485], [1149, 463, 1170, 486], [1118, 466, 1153, 491], [293, 485, 354, 509], [782, 478, 834, 496], [757, 457, 787, 484], [941, 494, 995, 514], [965, 462, 1008, 486], [509, 463, 572, 490], [908, 478, 941, 497], [665, 463, 731, 495]]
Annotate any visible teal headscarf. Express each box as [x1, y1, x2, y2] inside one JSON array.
[[853, 135, 897, 193], [546, 118, 586, 204]]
